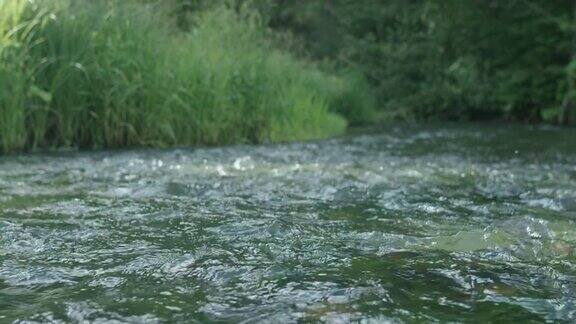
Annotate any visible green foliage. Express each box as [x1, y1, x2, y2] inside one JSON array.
[[0, 0, 369, 153], [4, 0, 572, 155], [264, 0, 576, 123], [164, 6, 348, 144]]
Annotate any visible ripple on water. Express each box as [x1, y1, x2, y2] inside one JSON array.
[[0, 124, 575, 322]]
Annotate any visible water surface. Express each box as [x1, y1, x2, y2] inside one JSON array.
[[1, 124, 575, 322]]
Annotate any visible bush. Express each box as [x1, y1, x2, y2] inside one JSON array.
[[0, 0, 373, 153]]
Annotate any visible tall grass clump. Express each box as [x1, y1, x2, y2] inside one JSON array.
[[1, 0, 169, 152], [0, 0, 373, 153], [0, 0, 29, 152], [166, 7, 353, 144]]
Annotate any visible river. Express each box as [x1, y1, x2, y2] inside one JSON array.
[[1, 123, 575, 322]]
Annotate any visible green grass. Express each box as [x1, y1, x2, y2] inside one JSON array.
[[0, 0, 373, 154]]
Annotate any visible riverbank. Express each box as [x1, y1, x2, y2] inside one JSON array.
[[0, 0, 374, 154], [2, 0, 574, 156]]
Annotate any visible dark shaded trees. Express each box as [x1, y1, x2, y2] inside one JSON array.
[[265, 0, 576, 123], [158, 0, 576, 124]]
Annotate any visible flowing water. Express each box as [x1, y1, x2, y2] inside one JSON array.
[[1, 124, 575, 323]]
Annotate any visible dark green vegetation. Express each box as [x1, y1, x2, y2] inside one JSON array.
[[169, 0, 576, 123], [263, 0, 576, 123], [1, 0, 576, 153], [1, 124, 575, 322]]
